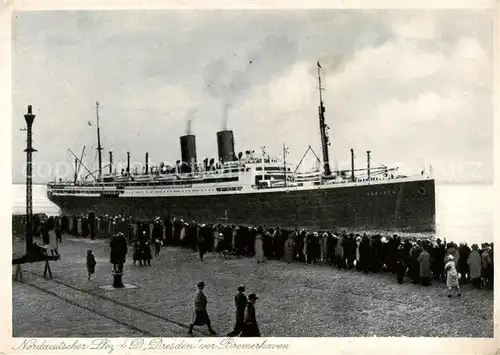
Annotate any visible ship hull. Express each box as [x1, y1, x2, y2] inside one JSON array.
[[48, 178, 435, 232]]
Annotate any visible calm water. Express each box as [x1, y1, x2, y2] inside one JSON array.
[[11, 183, 493, 245]]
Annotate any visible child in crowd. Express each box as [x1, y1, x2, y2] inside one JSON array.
[[86, 250, 96, 281], [445, 255, 461, 297]]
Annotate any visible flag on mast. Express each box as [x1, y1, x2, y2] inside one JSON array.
[[88, 121, 92, 127], [317, 61, 322, 68]]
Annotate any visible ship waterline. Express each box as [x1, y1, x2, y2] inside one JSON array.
[[48, 177, 435, 232]]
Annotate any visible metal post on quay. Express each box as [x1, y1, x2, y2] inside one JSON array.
[[112, 269, 125, 288], [13, 105, 60, 282], [110, 232, 127, 288]]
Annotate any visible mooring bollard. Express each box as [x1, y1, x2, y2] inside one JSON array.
[[112, 270, 125, 288]]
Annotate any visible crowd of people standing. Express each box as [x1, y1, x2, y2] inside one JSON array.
[[23, 213, 495, 293], [13, 212, 495, 336]]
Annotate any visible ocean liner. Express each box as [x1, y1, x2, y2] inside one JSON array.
[[47, 63, 436, 232]]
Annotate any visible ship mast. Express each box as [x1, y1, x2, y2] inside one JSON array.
[[96, 101, 103, 179], [283, 143, 287, 188], [317, 61, 331, 177]]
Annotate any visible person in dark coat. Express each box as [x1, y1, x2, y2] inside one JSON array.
[[345, 234, 357, 269], [142, 242, 152, 266], [227, 285, 248, 336], [82, 217, 89, 239], [396, 244, 407, 284], [133, 240, 142, 266], [296, 231, 305, 262], [234, 227, 244, 256], [359, 235, 371, 273], [327, 233, 337, 266], [197, 225, 207, 260], [262, 231, 273, 259], [71, 215, 78, 236], [86, 249, 96, 280], [188, 282, 217, 335], [273, 228, 285, 260], [62, 215, 69, 234], [88, 211, 96, 240], [457, 243, 471, 285], [241, 293, 260, 337], [164, 217, 173, 246], [154, 237, 161, 257], [55, 223, 62, 244], [432, 239, 446, 282], [371, 235, 383, 273]]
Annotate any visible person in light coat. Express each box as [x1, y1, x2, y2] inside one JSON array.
[[47, 218, 59, 256], [445, 242, 460, 265], [96, 218, 101, 237], [303, 233, 309, 263], [77, 217, 83, 237], [468, 244, 482, 288], [216, 232, 225, 257], [213, 228, 219, 253], [179, 223, 187, 245], [320, 233, 328, 264], [68, 217, 74, 236], [445, 255, 461, 297], [335, 235, 345, 269], [355, 236, 361, 270], [255, 233, 264, 263], [283, 234, 294, 264], [232, 228, 238, 250], [417, 244, 432, 286], [149, 222, 154, 241]]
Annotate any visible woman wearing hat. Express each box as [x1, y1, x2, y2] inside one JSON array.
[[417, 244, 432, 286], [444, 255, 461, 297], [216, 232, 225, 258], [241, 293, 260, 337], [188, 282, 217, 336], [481, 244, 493, 289], [133, 239, 142, 266], [335, 234, 345, 269], [468, 244, 482, 289], [227, 285, 247, 336], [283, 234, 295, 264], [255, 232, 265, 264], [355, 236, 362, 270]]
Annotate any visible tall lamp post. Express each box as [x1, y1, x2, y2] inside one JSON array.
[[24, 105, 37, 252]]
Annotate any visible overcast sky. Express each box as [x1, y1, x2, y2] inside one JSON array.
[[11, 10, 493, 183]]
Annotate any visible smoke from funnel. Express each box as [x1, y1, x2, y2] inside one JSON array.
[[185, 109, 198, 135], [222, 103, 230, 131]]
